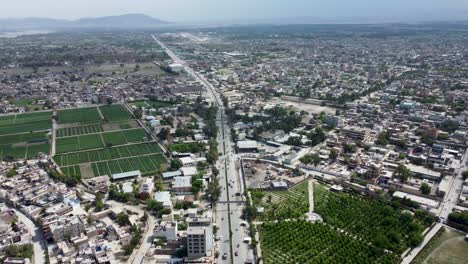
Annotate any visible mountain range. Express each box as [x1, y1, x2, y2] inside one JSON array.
[[0, 14, 169, 30]]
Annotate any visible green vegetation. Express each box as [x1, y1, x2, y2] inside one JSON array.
[[55, 142, 162, 166], [170, 142, 205, 153], [260, 221, 398, 264], [0, 131, 48, 145], [447, 211, 468, 232], [314, 184, 432, 254], [2, 244, 33, 261], [57, 123, 103, 137], [57, 107, 102, 124], [0, 143, 50, 160], [91, 153, 165, 177], [300, 153, 321, 166], [252, 181, 309, 221], [99, 104, 132, 121]]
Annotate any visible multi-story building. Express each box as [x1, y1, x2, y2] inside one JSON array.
[[186, 217, 213, 258], [50, 215, 85, 242], [341, 126, 370, 141]]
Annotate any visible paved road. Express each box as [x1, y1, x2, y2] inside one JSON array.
[[152, 34, 251, 263], [13, 209, 46, 264]]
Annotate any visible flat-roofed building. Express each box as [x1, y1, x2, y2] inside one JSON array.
[[111, 170, 141, 181]]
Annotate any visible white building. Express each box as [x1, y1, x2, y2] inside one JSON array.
[[154, 191, 172, 208], [139, 178, 154, 195], [153, 221, 178, 241]]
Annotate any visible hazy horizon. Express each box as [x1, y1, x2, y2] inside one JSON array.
[[1, 0, 468, 23]]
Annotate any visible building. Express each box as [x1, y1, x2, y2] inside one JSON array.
[[325, 115, 342, 128], [180, 167, 197, 177], [186, 218, 213, 258], [237, 140, 258, 152], [172, 176, 192, 193], [154, 191, 172, 208], [168, 63, 184, 73], [153, 221, 178, 241], [139, 178, 154, 198], [179, 157, 196, 167], [50, 215, 85, 242], [111, 170, 141, 181], [341, 126, 370, 141]]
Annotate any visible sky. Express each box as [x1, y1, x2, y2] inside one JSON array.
[[1, 0, 468, 23]]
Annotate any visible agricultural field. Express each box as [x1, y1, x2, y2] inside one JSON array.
[[99, 104, 132, 121], [0, 111, 52, 135], [57, 107, 102, 124], [56, 142, 165, 178], [0, 143, 50, 160], [56, 128, 146, 153], [55, 142, 162, 166], [0, 131, 49, 145], [0, 111, 52, 159], [252, 181, 309, 221], [90, 153, 165, 177], [260, 221, 398, 264], [57, 124, 103, 137]]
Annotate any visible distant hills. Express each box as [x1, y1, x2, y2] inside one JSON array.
[[0, 14, 169, 30]]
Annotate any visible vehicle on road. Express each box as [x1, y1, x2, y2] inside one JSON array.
[[222, 253, 228, 260]]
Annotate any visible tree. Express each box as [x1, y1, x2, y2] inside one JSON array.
[[170, 159, 182, 170], [329, 149, 338, 160], [133, 107, 143, 119], [462, 170, 468, 180], [206, 178, 222, 204], [116, 212, 130, 226], [397, 164, 411, 183], [420, 183, 431, 195], [157, 128, 170, 140]]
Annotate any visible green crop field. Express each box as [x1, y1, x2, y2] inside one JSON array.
[[0, 111, 52, 135], [99, 104, 132, 121], [0, 143, 50, 160], [78, 134, 104, 150], [54, 142, 162, 166], [91, 154, 165, 176], [57, 107, 102, 124], [60, 165, 82, 177], [56, 137, 80, 153], [57, 124, 103, 137], [102, 128, 146, 146], [0, 131, 49, 145], [102, 131, 127, 146]]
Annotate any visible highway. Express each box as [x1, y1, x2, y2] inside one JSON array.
[[152, 35, 251, 264]]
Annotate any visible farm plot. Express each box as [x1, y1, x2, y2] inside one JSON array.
[[0, 120, 52, 135], [54, 142, 162, 166], [56, 134, 104, 153], [260, 221, 398, 264], [252, 181, 309, 221], [0, 131, 48, 145], [0, 143, 50, 160], [57, 107, 102, 124], [57, 124, 103, 137], [60, 165, 82, 178], [102, 128, 146, 146], [90, 154, 165, 177], [99, 104, 132, 121]]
